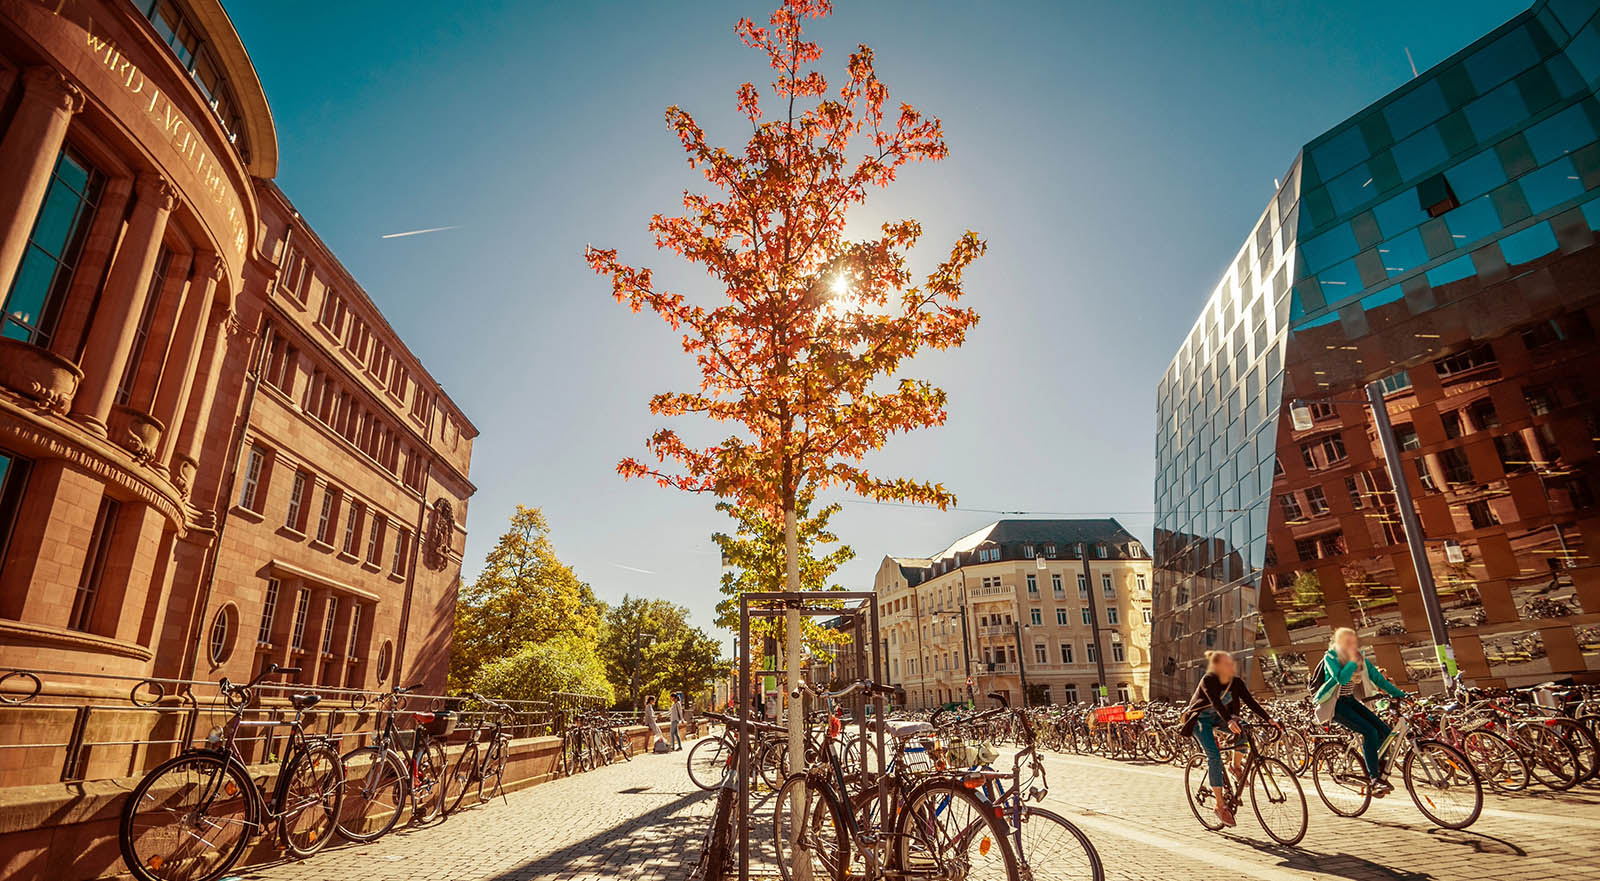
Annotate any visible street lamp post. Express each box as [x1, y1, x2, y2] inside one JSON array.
[[1078, 547, 1111, 705], [1012, 620, 1031, 708]]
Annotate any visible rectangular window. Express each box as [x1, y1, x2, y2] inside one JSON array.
[[1056, 608, 1068, 625], [1076, 574, 1088, 599], [392, 528, 409, 574], [1023, 544, 1035, 558], [1344, 475, 1365, 509], [342, 502, 363, 555], [1143, 608, 1153, 624], [1043, 543, 1057, 558], [257, 578, 280, 645], [1495, 432, 1533, 472], [347, 604, 361, 656], [1026, 574, 1038, 594], [290, 589, 311, 651], [68, 497, 119, 632], [1117, 684, 1131, 702], [1439, 448, 1475, 484], [1136, 574, 1147, 592], [2, 148, 103, 345], [1112, 642, 1126, 663], [1415, 458, 1438, 491], [1106, 607, 1120, 625], [1305, 485, 1330, 516], [285, 470, 309, 530], [0, 451, 32, 573], [1465, 499, 1499, 528], [1034, 644, 1047, 663], [366, 514, 385, 564], [1051, 574, 1063, 595], [1101, 573, 1114, 599], [317, 486, 339, 543], [1086, 643, 1098, 663], [1030, 608, 1042, 625], [1081, 608, 1093, 625], [238, 445, 266, 511], [1394, 422, 1421, 450], [1060, 643, 1074, 664], [319, 596, 339, 655], [1435, 344, 1497, 379]]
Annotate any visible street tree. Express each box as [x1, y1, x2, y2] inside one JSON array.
[[469, 633, 614, 705], [586, 0, 982, 774], [450, 505, 600, 689], [712, 490, 853, 661]]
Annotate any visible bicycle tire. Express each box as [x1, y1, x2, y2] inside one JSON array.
[[895, 778, 1017, 880], [1518, 724, 1581, 790], [1248, 757, 1307, 846], [410, 738, 448, 824], [688, 736, 733, 791], [1310, 740, 1371, 817], [1461, 729, 1529, 793], [773, 774, 848, 881], [279, 740, 345, 858], [337, 746, 408, 841], [444, 741, 479, 815], [1545, 717, 1598, 784], [1402, 740, 1482, 830], [120, 751, 257, 881], [481, 737, 509, 803], [1015, 806, 1104, 881], [1183, 754, 1227, 831]]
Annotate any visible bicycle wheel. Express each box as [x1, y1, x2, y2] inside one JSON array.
[[773, 774, 848, 881], [1519, 724, 1580, 790], [1545, 717, 1599, 784], [279, 740, 345, 858], [1249, 757, 1307, 846], [895, 779, 1016, 881], [757, 739, 785, 791], [444, 741, 479, 815], [1402, 740, 1482, 830], [1310, 740, 1371, 818], [687, 735, 733, 790], [1014, 806, 1104, 881], [1276, 728, 1312, 776], [120, 752, 256, 881], [337, 747, 407, 841], [1460, 730, 1529, 793], [1183, 754, 1227, 831], [410, 738, 448, 824], [476, 737, 508, 804]]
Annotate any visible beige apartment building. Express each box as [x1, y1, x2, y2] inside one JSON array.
[[874, 520, 1153, 708]]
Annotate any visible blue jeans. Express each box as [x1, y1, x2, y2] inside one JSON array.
[[669, 723, 682, 749], [1333, 695, 1391, 778], [1193, 712, 1226, 788]]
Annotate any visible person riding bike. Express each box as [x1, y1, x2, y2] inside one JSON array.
[[1177, 650, 1277, 827], [1312, 626, 1407, 797]]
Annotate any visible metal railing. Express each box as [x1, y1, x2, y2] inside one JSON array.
[[0, 667, 611, 785]]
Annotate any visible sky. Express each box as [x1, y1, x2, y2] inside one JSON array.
[[225, 0, 1529, 644]]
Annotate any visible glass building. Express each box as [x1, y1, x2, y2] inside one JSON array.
[[1152, 0, 1600, 698]]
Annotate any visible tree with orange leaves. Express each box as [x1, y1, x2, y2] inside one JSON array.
[[585, 0, 983, 775]]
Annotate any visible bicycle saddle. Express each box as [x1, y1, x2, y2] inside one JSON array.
[[412, 711, 436, 723], [290, 693, 321, 710]]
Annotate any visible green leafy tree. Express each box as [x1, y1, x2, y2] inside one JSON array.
[[468, 634, 614, 704], [450, 505, 599, 689], [598, 595, 676, 709], [711, 490, 853, 660]]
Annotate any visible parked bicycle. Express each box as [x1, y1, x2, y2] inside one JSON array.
[[336, 682, 455, 842], [118, 664, 345, 881], [443, 693, 516, 814]]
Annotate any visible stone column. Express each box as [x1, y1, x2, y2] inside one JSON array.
[[151, 253, 220, 470], [173, 301, 235, 486], [51, 175, 132, 360], [126, 249, 193, 411], [72, 173, 178, 434], [0, 67, 84, 299]]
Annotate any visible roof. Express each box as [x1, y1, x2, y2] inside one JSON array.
[[889, 556, 933, 586], [927, 519, 1143, 561]]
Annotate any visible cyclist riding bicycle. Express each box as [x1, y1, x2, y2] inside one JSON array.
[[1177, 650, 1278, 827], [1312, 626, 1408, 797]]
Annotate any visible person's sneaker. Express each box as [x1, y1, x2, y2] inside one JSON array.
[[1216, 801, 1237, 827], [1370, 778, 1393, 798]]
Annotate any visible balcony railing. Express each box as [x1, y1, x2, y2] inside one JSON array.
[[969, 583, 1013, 598], [977, 624, 1011, 637]]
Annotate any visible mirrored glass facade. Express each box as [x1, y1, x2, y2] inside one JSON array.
[[1152, 0, 1600, 698]]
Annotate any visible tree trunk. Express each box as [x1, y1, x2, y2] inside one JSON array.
[[783, 503, 810, 881]]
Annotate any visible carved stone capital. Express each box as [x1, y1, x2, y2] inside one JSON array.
[[22, 66, 84, 115], [192, 252, 224, 285], [136, 174, 179, 212]]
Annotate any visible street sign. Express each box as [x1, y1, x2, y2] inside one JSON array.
[[966, 676, 973, 686]]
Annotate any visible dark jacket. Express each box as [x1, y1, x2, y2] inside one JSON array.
[[1177, 672, 1270, 737]]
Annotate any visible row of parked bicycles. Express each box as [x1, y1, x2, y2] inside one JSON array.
[[116, 663, 638, 881], [685, 676, 1599, 879]]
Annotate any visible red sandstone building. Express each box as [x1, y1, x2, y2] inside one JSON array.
[[0, 0, 476, 694]]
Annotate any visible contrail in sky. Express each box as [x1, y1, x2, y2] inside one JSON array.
[[611, 563, 657, 576], [380, 225, 459, 239]]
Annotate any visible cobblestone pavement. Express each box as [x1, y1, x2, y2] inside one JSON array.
[[239, 740, 1600, 881]]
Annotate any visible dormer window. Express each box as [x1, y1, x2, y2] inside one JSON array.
[[1128, 541, 1143, 557], [1023, 544, 1035, 558], [1043, 543, 1057, 558], [1096, 544, 1108, 558]]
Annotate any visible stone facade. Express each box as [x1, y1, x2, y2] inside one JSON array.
[[0, 0, 475, 720], [874, 520, 1153, 708]]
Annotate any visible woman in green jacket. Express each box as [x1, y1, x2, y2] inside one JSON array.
[[1313, 627, 1408, 795]]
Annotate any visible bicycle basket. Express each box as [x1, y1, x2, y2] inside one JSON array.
[[421, 709, 458, 737]]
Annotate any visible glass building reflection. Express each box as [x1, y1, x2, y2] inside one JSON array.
[[1151, 0, 1600, 698]]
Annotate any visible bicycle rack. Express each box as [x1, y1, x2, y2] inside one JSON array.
[[735, 590, 885, 881]]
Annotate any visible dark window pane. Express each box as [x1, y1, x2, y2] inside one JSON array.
[[1446, 149, 1508, 201], [1301, 223, 1358, 272], [1375, 187, 1429, 237], [1384, 80, 1450, 140], [1465, 26, 1540, 93], [1327, 163, 1377, 215], [1526, 102, 1596, 163], [1392, 126, 1450, 180], [1445, 195, 1504, 246], [1379, 229, 1428, 276], [1519, 157, 1583, 212], [1465, 83, 1530, 142], [1312, 125, 1370, 180], [1500, 221, 1557, 263]]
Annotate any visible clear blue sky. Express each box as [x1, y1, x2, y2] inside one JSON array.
[[227, 0, 1527, 641]]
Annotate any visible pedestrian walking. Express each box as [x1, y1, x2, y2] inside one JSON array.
[[669, 693, 684, 751], [644, 695, 668, 753]]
